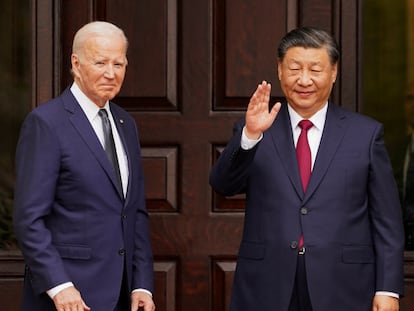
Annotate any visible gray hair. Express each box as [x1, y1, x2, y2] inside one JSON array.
[[277, 27, 339, 65], [72, 21, 129, 56]]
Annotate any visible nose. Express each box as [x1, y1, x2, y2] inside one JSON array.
[[104, 65, 115, 78], [297, 70, 313, 86]]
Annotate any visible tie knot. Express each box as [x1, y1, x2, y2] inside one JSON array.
[[299, 119, 313, 131], [98, 109, 108, 118]]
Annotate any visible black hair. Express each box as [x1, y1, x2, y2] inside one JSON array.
[[277, 27, 339, 65]]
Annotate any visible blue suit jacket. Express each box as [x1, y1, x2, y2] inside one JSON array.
[[14, 88, 153, 310], [210, 102, 404, 311]]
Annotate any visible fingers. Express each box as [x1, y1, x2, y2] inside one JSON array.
[[131, 291, 155, 311], [269, 102, 282, 119], [256, 80, 271, 105], [249, 80, 271, 109], [142, 303, 156, 311], [371, 295, 399, 311], [131, 301, 156, 311], [83, 301, 91, 311], [53, 286, 90, 311]]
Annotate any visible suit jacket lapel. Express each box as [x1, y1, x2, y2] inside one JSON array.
[[268, 103, 304, 197], [304, 104, 348, 202], [62, 90, 124, 199], [110, 103, 131, 201]]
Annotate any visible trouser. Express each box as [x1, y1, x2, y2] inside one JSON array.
[[114, 266, 130, 311], [288, 249, 313, 311]]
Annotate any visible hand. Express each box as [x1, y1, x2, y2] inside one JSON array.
[[245, 80, 281, 139], [52, 286, 90, 311], [131, 291, 155, 311], [372, 295, 399, 311]]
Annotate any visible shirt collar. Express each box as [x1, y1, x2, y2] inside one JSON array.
[[288, 102, 328, 131], [70, 82, 110, 122]]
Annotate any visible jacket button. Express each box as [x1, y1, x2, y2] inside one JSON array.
[[300, 207, 308, 215], [290, 241, 298, 249], [118, 248, 126, 256], [122, 214, 127, 220]]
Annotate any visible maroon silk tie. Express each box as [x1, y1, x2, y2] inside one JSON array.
[[296, 120, 313, 192], [296, 120, 313, 248]]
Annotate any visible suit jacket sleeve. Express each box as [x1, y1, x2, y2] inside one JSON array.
[[13, 110, 71, 293], [129, 121, 154, 292], [210, 120, 260, 196], [369, 123, 405, 295]]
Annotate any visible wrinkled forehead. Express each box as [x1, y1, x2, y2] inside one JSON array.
[[79, 35, 127, 58]]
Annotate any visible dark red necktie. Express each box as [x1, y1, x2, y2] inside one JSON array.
[[296, 120, 313, 192], [296, 120, 313, 248]]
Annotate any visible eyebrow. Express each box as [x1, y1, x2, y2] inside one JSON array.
[[287, 58, 323, 66]]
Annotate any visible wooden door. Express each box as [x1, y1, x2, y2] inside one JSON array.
[[11, 1, 414, 311]]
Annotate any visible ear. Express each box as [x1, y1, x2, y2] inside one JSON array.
[[71, 53, 80, 77], [331, 62, 338, 83], [277, 60, 282, 81]]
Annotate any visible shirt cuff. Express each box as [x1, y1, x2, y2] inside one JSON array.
[[241, 126, 263, 150], [47, 282, 74, 298], [375, 291, 399, 299], [132, 288, 153, 297]]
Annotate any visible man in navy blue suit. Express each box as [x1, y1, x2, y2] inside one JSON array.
[[14, 21, 155, 311], [210, 27, 404, 311]]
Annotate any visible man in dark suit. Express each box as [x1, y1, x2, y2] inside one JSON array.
[[13, 21, 155, 311], [210, 27, 404, 311]]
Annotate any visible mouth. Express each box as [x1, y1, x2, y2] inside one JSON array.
[[99, 84, 118, 91], [296, 90, 314, 97]]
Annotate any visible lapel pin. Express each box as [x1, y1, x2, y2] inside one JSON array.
[[119, 119, 124, 124]]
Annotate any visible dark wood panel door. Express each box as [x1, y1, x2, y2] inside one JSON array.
[[10, 1, 414, 311]]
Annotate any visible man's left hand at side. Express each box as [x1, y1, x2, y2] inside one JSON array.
[[131, 291, 155, 311], [372, 295, 399, 311]]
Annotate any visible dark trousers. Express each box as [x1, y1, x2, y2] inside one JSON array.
[[288, 254, 313, 311]]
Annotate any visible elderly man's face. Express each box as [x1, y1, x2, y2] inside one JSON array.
[[71, 34, 127, 107], [278, 46, 337, 118]]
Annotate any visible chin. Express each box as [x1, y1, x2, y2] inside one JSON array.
[[100, 92, 117, 100]]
